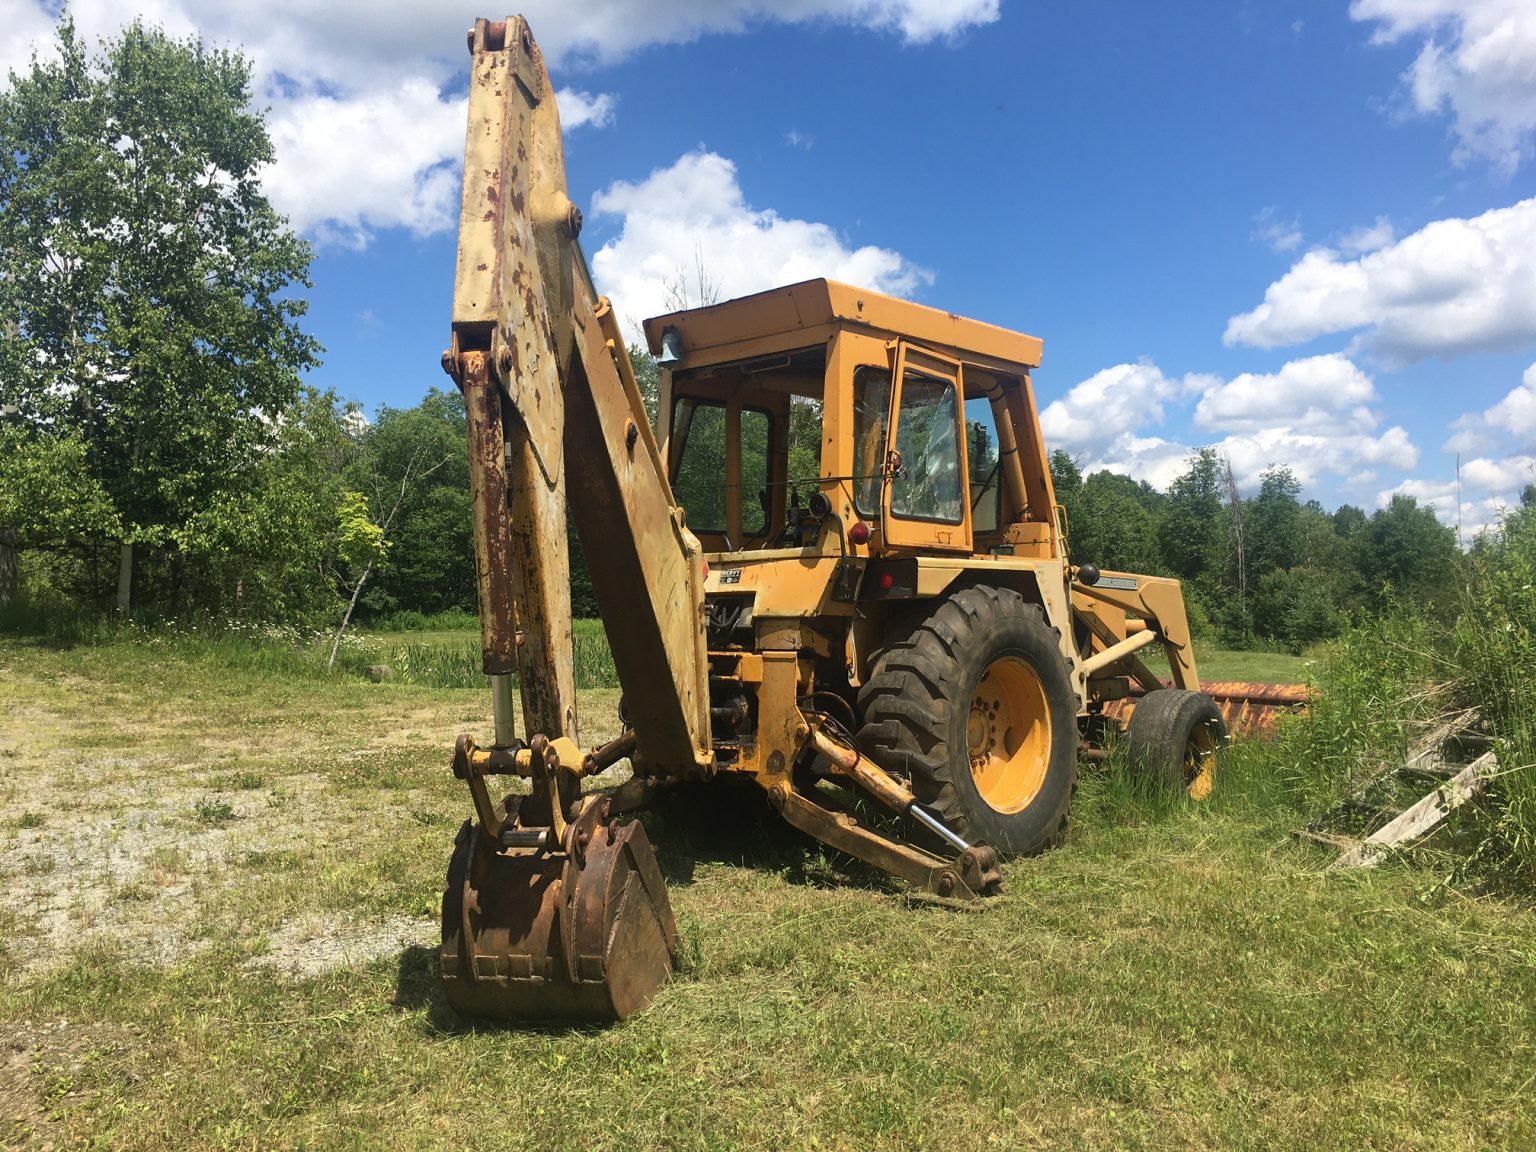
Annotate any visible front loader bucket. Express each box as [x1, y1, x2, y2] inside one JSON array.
[[440, 804, 678, 1023]]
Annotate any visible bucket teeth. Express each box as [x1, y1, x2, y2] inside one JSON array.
[[440, 804, 677, 1023]]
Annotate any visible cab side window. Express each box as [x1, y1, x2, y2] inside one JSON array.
[[852, 367, 890, 517], [965, 395, 1002, 533], [670, 400, 727, 531], [890, 369, 962, 524]]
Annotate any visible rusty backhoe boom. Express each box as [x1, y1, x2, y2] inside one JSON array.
[[438, 16, 709, 1022], [446, 16, 711, 772]]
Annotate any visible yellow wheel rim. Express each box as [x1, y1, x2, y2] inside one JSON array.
[[966, 656, 1052, 814], [1185, 725, 1219, 802]]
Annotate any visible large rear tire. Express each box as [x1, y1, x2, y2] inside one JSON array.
[[1127, 688, 1227, 800], [856, 586, 1079, 857]]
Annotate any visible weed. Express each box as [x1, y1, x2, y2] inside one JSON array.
[[194, 798, 238, 824], [17, 811, 44, 829]]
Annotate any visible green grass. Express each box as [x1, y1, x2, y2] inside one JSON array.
[[1, 634, 1533, 1149], [362, 618, 617, 689], [1143, 644, 1312, 684]]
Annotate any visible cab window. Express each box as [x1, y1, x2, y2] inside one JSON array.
[[670, 399, 772, 538], [890, 369, 962, 524], [852, 366, 891, 517], [965, 395, 1002, 533]]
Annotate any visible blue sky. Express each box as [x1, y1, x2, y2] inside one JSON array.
[[7, 1, 1536, 530]]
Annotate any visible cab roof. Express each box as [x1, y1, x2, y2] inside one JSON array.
[[641, 279, 1043, 372]]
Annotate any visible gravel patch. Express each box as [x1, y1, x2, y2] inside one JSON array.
[[250, 914, 438, 977]]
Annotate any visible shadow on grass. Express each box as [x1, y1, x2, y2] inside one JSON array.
[[637, 778, 906, 896]]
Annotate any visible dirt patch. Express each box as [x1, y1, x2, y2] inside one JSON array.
[[0, 766, 348, 975], [0, 646, 625, 984], [249, 914, 439, 978]]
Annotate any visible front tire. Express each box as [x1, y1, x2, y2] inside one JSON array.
[[1127, 688, 1227, 800], [856, 586, 1079, 857]]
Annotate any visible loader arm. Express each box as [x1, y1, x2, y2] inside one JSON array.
[[446, 16, 712, 776]]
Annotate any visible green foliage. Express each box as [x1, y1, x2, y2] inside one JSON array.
[[1048, 449, 1081, 534], [172, 388, 355, 623], [0, 425, 121, 543], [336, 492, 388, 572], [1247, 466, 1303, 574], [193, 798, 238, 824], [1070, 470, 1162, 573], [630, 343, 661, 428], [350, 389, 471, 618], [1159, 447, 1224, 583], [0, 18, 320, 614], [1253, 566, 1345, 653], [1271, 607, 1436, 809], [1450, 504, 1536, 887], [1355, 494, 1464, 615]]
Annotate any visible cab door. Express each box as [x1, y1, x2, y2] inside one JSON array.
[[880, 343, 972, 552]]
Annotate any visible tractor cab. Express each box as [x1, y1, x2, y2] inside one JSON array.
[[645, 280, 1063, 563]]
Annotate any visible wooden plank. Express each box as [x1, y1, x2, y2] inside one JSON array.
[[1332, 751, 1498, 870]]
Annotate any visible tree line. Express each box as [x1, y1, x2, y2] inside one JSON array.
[[1050, 448, 1476, 651]]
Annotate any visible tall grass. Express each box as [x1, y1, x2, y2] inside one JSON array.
[[1268, 606, 1440, 811], [370, 619, 616, 688], [1250, 513, 1536, 892], [1448, 513, 1536, 887], [0, 603, 622, 692], [364, 607, 480, 632]]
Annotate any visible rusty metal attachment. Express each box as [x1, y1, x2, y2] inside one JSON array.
[[440, 790, 678, 1022], [1104, 679, 1310, 741]]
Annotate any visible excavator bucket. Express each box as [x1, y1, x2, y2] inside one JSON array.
[[440, 797, 678, 1023]]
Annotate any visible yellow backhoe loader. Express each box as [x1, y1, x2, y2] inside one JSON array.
[[436, 16, 1296, 1023]]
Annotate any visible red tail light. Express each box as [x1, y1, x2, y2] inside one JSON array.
[[849, 521, 871, 545]]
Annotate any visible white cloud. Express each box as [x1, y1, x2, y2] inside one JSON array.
[[1338, 215, 1396, 255], [588, 149, 929, 339], [1401, 361, 1536, 532], [1194, 354, 1376, 433], [513, 0, 1001, 64], [1351, 0, 1536, 174], [1445, 362, 1536, 452], [1252, 207, 1303, 253], [556, 88, 617, 131], [1039, 361, 1204, 457], [1089, 434, 1206, 492], [263, 80, 466, 246], [1484, 363, 1536, 440], [4, 0, 997, 246], [1047, 354, 1418, 495], [0, 0, 56, 82], [1381, 462, 1534, 535], [1224, 197, 1536, 363]]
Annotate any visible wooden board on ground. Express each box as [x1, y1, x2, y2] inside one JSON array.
[[1331, 750, 1498, 870]]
